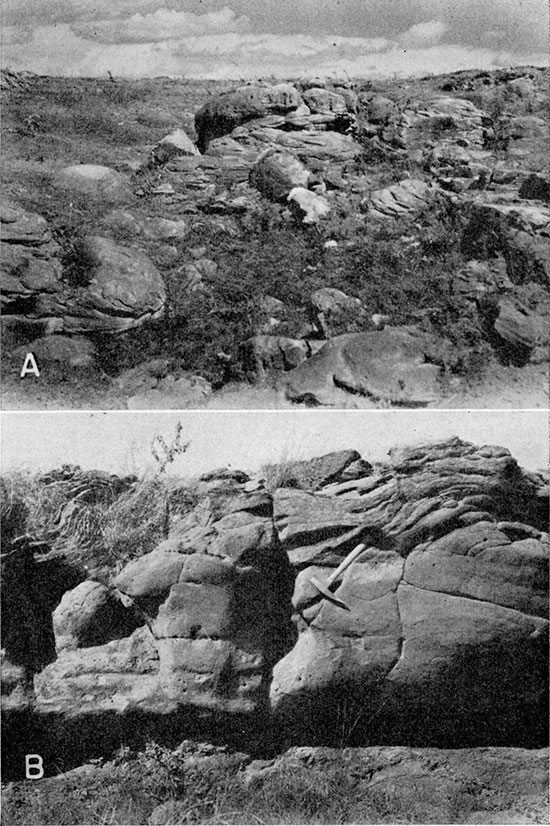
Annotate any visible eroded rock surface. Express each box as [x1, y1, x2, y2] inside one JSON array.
[[270, 438, 549, 746], [1, 200, 64, 314], [34, 475, 294, 721]]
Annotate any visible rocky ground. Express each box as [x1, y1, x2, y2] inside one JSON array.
[[1, 66, 549, 409], [1, 438, 548, 822], [2, 742, 548, 825]]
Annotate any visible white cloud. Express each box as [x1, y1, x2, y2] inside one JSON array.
[[2, 23, 548, 80], [73, 6, 250, 44], [398, 19, 447, 48]]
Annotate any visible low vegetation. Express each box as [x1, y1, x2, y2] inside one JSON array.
[[1, 423, 193, 571], [1, 741, 505, 825]]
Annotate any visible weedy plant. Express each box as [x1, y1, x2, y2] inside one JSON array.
[[1, 424, 194, 571]]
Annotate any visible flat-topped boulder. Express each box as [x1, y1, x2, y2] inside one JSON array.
[[283, 327, 446, 407], [195, 83, 303, 151], [367, 178, 436, 219]]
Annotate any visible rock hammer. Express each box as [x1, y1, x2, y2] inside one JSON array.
[[309, 542, 366, 611]]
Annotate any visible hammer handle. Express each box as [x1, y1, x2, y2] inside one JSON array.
[[326, 543, 366, 586]]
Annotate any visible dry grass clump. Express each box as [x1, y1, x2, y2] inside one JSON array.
[[1, 424, 194, 571], [260, 451, 319, 494], [1, 468, 189, 572]]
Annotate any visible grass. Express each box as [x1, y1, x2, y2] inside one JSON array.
[[0, 740, 510, 825], [1, 433, 194, 572], [91, 193, 492, 385]]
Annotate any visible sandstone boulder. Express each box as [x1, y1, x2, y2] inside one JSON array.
[[114, 361, 212, 408], [126, 374, 212, 409], [302, 88, 348, 115], [368, 178, 436, 219], [249, 150, 310, 202], [140, 217, 187, 241], [309, 287, 366, 338], [492, 294, 549, 361], [283, 327, 445, 406], [1, 201, 64, 314], [53, 165, 132, 203], [152, 129, 199, 164], [241, 335, 309, 379], [61, 235, 166, 333], [1, 242, 64, 311], [53, 580, 139, 652], [399, 97, 487, 153], [364, 94, 399, 124], [268, 449, 370, 494], [287, 187, 330, 224], [1, 200, 52, 245], [462, 194, 550, 288], [195, 83, 302, 150]]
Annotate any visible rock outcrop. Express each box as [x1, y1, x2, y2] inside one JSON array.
[[270, 439, 549, 747], [3, 68, 548, 400], [2, 226, 167, 335], [1, 199, 65, 315], [33, 475, 294, 724], [1, 439, 547, 774], [240, 745, 549, 825]]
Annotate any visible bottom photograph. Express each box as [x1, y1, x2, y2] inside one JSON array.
[[1, 409, 548, 826]]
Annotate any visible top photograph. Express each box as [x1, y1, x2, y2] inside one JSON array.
[[1, 0, 549, 410]]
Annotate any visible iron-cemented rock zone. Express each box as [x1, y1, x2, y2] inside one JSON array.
[[1, 437, 548, 779]]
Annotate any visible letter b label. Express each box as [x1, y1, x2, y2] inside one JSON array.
[[25, 754, 44, 779]]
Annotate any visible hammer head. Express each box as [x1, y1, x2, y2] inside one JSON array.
[[309, 575, 350, 611]]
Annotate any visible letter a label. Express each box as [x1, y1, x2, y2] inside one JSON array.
[[25, 754, 44, 779], [20, 353, 40, 378]]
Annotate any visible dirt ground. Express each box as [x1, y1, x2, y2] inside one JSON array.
[[2, 362, 548, 410]]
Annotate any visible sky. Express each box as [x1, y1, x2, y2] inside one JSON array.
[[2, 0, 549, 80], [1, 410, 548, 477]]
